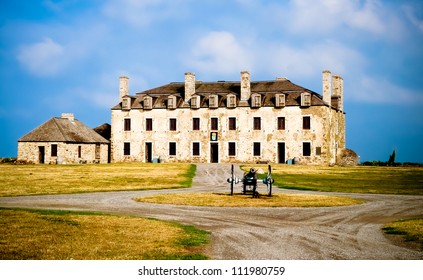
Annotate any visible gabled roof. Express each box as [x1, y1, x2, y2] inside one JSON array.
[[18, 116, 109, 143]]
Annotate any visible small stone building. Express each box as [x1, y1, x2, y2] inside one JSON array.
[[18, 113, 109, 164], [111, 70, 346, 165]]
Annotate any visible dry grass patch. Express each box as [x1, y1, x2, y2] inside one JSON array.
[[134, 192, 363, 207], [0, 163, 195, 197], [0, 208, 209, 260]]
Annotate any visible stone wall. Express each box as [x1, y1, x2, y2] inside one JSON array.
[[18, 142, 109, 164]]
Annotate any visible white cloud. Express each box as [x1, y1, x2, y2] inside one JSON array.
[[189, 31, 252, 75], [403, 4, 423, 33], [352, 76, 423, 105], [17, 37, 66, 76]]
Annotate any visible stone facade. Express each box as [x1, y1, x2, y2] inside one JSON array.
[[18, 113, 110, 164], [111, 70, 346, 165]]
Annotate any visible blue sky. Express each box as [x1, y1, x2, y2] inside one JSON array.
[[1, 0, 422, 163]]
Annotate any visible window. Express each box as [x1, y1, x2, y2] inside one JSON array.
[[169, 142, 176, 156], [144, 96, 152, 109], [124, 142, 130, 156], [78, 145, 82, 158], [275, 93, 285, 107], [277, 117, 285, 130], [122, 97, 131, 110], [211, 118, 218, 130], [316, 147, 322, 156], [193, 118, 200, 130], [168, 96, 176, 109], [169, 118, 177, 131], [51, 144, 57, 157], [227, 94, 236, 108], [253, 142, 261, 156], [146, 118, 153, 131], [228, 142, 236, 156], [209, 95, 218, 108], [191, 96, 200, 109], [301, 92, 311, 107], [228, 117, 236, 130], [303, 142, 311, 156], [253, 117, 261, 130], [193, 142, 200, 156], [303, 116, 311, 130], [95, 144, 100, 159], [124, 118, 131, 131], [251, 93, 261, 107]]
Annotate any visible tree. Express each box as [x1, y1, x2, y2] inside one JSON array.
[[388, 149, 396, 166]]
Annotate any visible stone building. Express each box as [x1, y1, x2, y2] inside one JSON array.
[[18, 113, 109, 164], [111, 70, 345, 165]]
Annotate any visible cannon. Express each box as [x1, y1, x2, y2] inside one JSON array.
[[227, 164, 274, 197]]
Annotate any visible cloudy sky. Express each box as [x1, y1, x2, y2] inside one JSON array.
[[1, 0, 422, 163]]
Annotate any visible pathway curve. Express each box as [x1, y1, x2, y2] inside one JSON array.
[[0, 163, 422, 259]]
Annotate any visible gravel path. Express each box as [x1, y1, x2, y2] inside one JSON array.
[[1, 163, 422, 260]]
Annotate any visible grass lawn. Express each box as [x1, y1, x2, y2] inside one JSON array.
[[0, 163, 196, 197], [134, 192, 363, 207], [243, 165, 423, 195], [383, 218, 423, 250], [0, 208, 209, 260]]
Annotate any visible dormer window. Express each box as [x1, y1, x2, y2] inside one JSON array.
[[209, 94, 218, 108], [122, 97, 131, 110], [275, 93, 285, 108], [144, 96, 153, 110], [227, 94, 236, 108], [251, 93, 261, 108], [301, 92, 311, 107], [191, 96, 200, 109], [167, 95, 177, 110]]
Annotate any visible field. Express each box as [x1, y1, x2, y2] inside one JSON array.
[[0, 163, 196, 197], [246, 165, 423, 195], [0, 208, 209, 260]]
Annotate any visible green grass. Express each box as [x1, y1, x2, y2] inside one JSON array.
[[0, 208, 210, 260], [383, 218, 423, 249], [243, 165, 423, 195]]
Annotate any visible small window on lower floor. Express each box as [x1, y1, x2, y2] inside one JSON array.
[[253, 142, 261, 156], [316, 147, 322, 156], [51, 144, 57, 157], [78, 145, 82, 158], [193, 142, 200, 156], [303, 142, 311, 156], [124, 142, 130, 156], [169, 142, 176, 156], [228, 142, 236, 156]]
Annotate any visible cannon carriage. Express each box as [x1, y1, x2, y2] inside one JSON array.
[[227, 164, 274, 197]]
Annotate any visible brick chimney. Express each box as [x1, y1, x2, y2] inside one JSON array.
[[332, 74, 343, 111], [322, 70, 332, 105], [119, 76, 129, 101], [61, 113, 74, 122], [184, 72, 195, 102], [240, 70, 251, 102]]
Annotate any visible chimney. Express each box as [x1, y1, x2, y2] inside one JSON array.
[[332, 74, 343, 111], [119, 76, 129, 101], [184, 72, 195, 102], [322, 70, 332, 105], [240, 71, 251, 102], [61, 113, 74, 122]]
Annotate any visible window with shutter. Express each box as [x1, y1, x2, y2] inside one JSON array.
[[277, 117, 285, 130], [228, 117, 236, 130], [275, 93, 285, 107], [301, 92, 311, 107]]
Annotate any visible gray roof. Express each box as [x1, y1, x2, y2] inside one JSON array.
[[18, 117, 109, 143], [111, 78, 340, 110]]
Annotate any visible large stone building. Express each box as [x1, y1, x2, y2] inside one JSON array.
[[111, 70, 345, 165], [18, 113, 109, 164]]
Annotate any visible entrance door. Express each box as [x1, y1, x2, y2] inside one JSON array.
[[38, 146, 45, 164], [278, 142, 285, 164], [145, 142, 152, 163], [210, 143, 219, 163]]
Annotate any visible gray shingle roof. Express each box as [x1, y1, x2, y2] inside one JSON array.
[[18, 117, 109, 143]]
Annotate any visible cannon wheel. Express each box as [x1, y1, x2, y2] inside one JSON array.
[[267, 164, 273, 197], [230, 164, 234, 195]]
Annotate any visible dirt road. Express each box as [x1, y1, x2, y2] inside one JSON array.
[[1, 163, 422, 259]]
